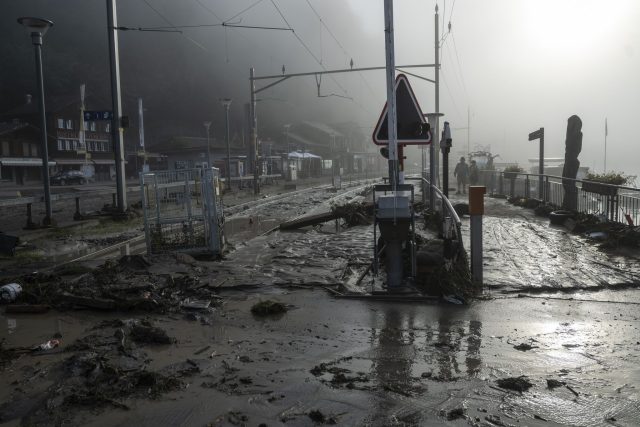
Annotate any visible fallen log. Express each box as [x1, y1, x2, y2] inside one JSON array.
[[279, 211, 338, 230]]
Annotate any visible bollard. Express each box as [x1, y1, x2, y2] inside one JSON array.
[[469, 186, 485, 287], [73, 197, 82, 220], [25, 203, 37, 229], [112, 193, 117, 207]]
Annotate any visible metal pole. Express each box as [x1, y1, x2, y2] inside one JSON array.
[[244, 103, 252, 174], [425, 113, 443, 209], [434, 4, 440, 187], [203, 122, 211, 168], [225, 104, 231, 191], [250, 68, 259, 195], [33, 36, 52, 225], [604, 119, 607, 172], [539, 128, 544, 200], [467, 106, 471, 156], [384, 0, 398, 188], [107, 0, 127, 213]]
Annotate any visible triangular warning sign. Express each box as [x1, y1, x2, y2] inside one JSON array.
[[372, 74, 431, 145]]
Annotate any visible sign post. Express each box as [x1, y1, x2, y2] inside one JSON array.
[[383, 0, 398, 186], [528, 127, 544, 200]]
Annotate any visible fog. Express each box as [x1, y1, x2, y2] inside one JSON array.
[[2, 0, 639, 178]]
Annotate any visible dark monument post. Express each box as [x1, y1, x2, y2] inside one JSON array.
[[562, 115, 583, 210]]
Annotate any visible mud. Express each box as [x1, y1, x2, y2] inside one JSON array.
[[0, 188, 639, 425]]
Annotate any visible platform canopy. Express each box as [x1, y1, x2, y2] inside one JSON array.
[[287, 151, 321, 159]]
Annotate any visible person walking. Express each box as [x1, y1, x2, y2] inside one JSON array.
[[454, 157, 469, 194], [469, 159, 479, 186]]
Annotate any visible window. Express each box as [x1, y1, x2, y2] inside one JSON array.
[[65, 140, 71, 151], [91, 122, 96, 131], [105, 123, 111, 133], [57, 119, 64, 129], [83, 121, 89, 131], [72, 140, 78, 150], [57, 140, 64, 151], [66, 119, 73, 130], [89, 141, 95, 151], [1, 141, 9, 156], [31, 144, 38, 157], [22, 142, 29, 156]]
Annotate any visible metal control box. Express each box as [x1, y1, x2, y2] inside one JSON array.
[[376, 195, 411, 219]]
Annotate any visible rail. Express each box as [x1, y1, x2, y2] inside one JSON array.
[[477, 170, 640, 225]]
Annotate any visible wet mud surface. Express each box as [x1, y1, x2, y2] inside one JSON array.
[[454, 195, 640, 298], [1, 189, 640, 425]]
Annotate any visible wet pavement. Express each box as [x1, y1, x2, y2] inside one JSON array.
[[1, 189, 640, 426], [453, 195, 640, 299]]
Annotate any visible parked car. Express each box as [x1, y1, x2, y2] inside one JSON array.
[[50, 170, 87, 185]]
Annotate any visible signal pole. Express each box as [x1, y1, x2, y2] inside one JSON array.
[[106, 0, 127, 213], [384, 0, 398, 188]]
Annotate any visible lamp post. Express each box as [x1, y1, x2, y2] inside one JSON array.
[[203, 121, 211, 169], [18, 17, 54, 226], [220, 98, 232, 190]]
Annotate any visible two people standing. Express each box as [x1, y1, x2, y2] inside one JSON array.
[[454, 157, 479, 194]]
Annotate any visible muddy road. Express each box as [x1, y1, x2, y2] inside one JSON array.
[[1, 191, 640, 426]]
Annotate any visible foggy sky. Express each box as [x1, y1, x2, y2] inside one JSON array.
[[2, 0, 639, 179]]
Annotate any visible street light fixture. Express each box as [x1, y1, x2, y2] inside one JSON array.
[[17, 17, 54, 226], [220, 98, 232, 190], [203, 121, 212, 169]]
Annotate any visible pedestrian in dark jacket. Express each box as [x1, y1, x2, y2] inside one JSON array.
[[469, 160, 479, 185], [454, 157, 469, 194]]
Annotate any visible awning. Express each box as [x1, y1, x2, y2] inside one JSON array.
[[55, 159, 87, 165], [287, 151, 322, 159], [0, 157, 56, 167], [91, 159, 117, 165]]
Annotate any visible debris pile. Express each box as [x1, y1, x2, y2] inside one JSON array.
[[0, 319, 195, 425], [330, 201, 372, 227], [2, 254, 222, 314]]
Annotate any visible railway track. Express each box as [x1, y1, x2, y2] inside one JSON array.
[[59, 179, 378, 266]]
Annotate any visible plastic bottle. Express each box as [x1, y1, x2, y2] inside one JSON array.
[[0, 283, 22, 303], [35, 339, 60, 351]]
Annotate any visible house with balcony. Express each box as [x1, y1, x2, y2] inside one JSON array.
[[0, 94, 116, 185]]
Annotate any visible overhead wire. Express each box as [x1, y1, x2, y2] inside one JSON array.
[[224, 0, 265, 24], [450, 31, 468, 99], [141, 0, 209, 52], [303, 0, 377, 97], [269, 0, 371, 113]]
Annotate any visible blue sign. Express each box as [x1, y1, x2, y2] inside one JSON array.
[[83, 111, 113, 121]]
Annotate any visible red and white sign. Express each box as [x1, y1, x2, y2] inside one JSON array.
[[372, 74, 431, 145]]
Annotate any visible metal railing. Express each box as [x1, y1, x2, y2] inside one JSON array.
[[478, 170, 640, 225], [407, 176, 463, 248], [140, 168, 224, 255]]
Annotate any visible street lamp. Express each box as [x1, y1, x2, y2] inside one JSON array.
[[18, 17, 54, 226], [220, 98, 232, 190], [203, 121, 212, 168]]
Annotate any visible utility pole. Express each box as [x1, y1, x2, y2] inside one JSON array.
[[434, 3, 440, 187], [203, 121, 211, 169], [467, 106, 470, 156], [249, 68, 259, 195], [220, 98, 232, 190], [106, 0, 127, 213], [384, 0, 398, 187], [138, 98, 146, 172], [604, 118, 608, 172]]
